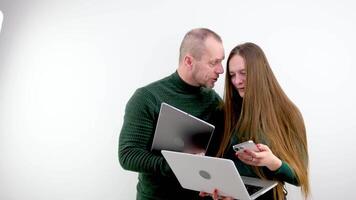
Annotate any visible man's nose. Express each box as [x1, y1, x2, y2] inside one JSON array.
[[215, 63, 224, 74]]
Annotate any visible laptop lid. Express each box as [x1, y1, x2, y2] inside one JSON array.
[[162, 150, 278, 200], [151, 103, 215, 154]]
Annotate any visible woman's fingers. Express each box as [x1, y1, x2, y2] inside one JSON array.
[[213, 189, 219, 200], [199, 191, 208, 197], [256, 143, 269, 151]]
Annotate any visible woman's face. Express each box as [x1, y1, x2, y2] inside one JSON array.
[[228, 54, 246, 97]]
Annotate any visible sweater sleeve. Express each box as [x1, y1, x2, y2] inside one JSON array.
[[264, 161, 299, 185], [118, 88, 173, 177]]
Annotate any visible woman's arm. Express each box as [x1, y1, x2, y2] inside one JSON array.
[[236, 143, 299, 185]]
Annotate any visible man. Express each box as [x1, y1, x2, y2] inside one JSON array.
[[119, 28, 225, 200]]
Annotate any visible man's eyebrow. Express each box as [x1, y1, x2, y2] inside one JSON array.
[[213, 57, 224, 62], [216, 55, 225, 61]]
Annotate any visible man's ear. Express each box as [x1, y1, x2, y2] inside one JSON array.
[[183, 55, 194, 70]]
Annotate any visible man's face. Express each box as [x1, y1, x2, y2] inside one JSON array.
[[191, 37, 225, 88]]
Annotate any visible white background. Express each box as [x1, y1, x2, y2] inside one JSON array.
[[0, 0, 355, 199]]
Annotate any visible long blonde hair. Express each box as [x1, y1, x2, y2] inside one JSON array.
[[217, 43, 310, 199]]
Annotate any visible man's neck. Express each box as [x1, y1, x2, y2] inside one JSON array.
[[177, 66, 198, 87]]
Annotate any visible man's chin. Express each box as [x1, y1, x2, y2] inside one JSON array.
[[201, 81, 215, 88], [205, 83, 214, 89]]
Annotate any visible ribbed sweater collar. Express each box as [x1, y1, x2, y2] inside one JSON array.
[[170, 71, 201, 93]]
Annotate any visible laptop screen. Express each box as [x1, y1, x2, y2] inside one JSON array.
[[151, 103, 215, 154]]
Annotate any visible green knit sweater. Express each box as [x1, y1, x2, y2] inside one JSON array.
[[119, 71, 222, 200]]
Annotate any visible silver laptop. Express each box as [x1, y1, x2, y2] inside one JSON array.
[[151, 103, 215, 154], [162, 150, 278, 200]]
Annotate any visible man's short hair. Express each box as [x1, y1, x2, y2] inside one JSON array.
[[179, 28, 222, 64]]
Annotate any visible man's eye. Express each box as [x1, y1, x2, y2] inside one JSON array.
[[210, 60, 220, 65]]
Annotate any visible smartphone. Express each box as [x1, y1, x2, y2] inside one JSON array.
[[232, 140, 259, 153]]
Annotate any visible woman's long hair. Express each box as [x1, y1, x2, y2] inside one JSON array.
[[217, 43, 310, 199]]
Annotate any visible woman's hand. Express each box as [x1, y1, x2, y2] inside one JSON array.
[[235, 143, 282, 171], [199, 189, 233, 200]]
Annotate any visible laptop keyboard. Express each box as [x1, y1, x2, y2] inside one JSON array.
[[245, 184, 263, 195]]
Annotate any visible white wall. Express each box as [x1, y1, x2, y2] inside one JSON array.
[[0, 10, 3, 31], [0, 0, 355, 199]]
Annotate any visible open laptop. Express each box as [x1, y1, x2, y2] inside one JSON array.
[[151, 103, 215, 154], [162, 150, 278, 200]]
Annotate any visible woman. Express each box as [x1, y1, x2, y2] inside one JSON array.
[[216, 42, 309, 199]]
